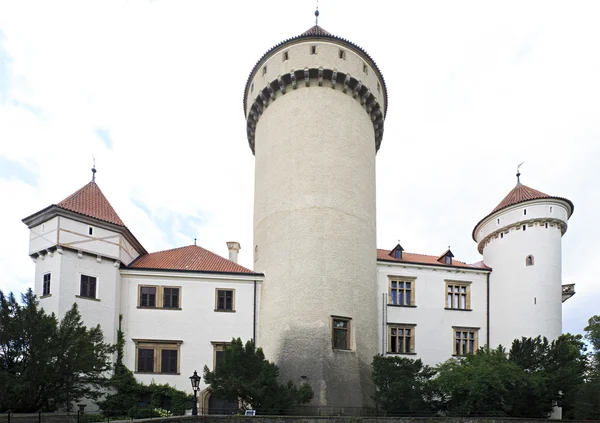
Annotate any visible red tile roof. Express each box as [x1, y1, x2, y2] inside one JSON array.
[[129, 245, 258, 274], [491, 184, 551, 213], [57, 182, 125, 226], [472, 182, 574, 241], [377, 249, 486, 270], [302, 25, 331, 36]]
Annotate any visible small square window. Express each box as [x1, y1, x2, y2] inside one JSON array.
[[524, 209, 527, 215], [80, 275, 97, 299], [550, 206, 553, 213], [388, 325, 415, 354], [283, 51, 289, 61], [88, 226, 94, 236], [140, 286, 156, 307], [216, 289, 235, 311], [43, 273, 51, 296], [332, 317, 350, 350], [497, 218, 500, 224], [163, 287, 180, 308], [446, 282, 471, 310], [363, 63, 368, 74], [523, 225, 527, 231], [339, 49, 345, 59], [454, 328, 478, 355], [262, 66, 267, 76], [311, 45, 317, 55]]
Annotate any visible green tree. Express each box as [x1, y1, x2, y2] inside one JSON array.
[[0, 289, 114, 412], [435, 346, 535, 417], [371, 355, 437, 415], [203, 338, 313, 413], [573, 315, 600, 419]]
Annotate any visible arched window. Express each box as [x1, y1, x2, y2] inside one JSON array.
[[526, 255, 534, 266]]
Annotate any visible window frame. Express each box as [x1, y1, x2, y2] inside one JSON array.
[[388, 276, 416, 306], [452, 327, 479, 356], [79, 274, 98, 299], [215, 288, 236, 312], [42, 272, 51, 297], [133, 339, 182, 374], [137, 285, 182, 310], [211, 341, 231, 370], [445, 280, 471, 310], [331, 316, 351, 350], [388, 324, 416, 355]]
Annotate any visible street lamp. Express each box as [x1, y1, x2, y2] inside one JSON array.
[[190, 370, 201, 416]]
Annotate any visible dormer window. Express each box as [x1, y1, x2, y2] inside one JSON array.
[[438, 248, 454, 265], [389, 243, 404, 260], [394, 250, 402, 259]]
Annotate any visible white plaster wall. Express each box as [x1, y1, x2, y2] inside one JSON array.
[[252, 41, 381, 405], [120, 270, 260, 394], [376, 263, 488, 366], [33, 252, 62, 316], [119, 236, 140, 265], [59, 218, 121, 259], [476, 200, 570, 251], [245, 40, 385, 119], [475, 200, 570, 350], [29, 216, 59, 254], [56, 249, 121, 345]]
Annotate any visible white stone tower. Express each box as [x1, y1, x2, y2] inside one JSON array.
[[473, 172, 574, 350], [243, 19, 387, 408]]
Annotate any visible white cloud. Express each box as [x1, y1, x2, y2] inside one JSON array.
[[0, 0, 598, 335]]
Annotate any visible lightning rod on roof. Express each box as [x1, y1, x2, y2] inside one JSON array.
[[516, 162, 525, 185], [315, 0, 319, 25], [91, 156, 97, 182]]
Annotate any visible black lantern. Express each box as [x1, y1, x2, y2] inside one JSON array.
[[190, 370, 201, 415]]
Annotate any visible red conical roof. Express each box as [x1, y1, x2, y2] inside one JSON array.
[[57, 182, 125, 226], [301, 25, 331, 36], [491, 183, 551, 213]]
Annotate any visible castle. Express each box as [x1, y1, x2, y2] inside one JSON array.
[[22, 20, 575, 413]]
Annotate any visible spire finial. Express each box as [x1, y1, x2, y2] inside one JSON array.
[[516, 162, 524, 185], [194, 238, 197, 246], [91, 156, 97, 182], [315, 0, 319, 25]]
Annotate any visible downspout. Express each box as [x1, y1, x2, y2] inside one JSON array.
[[253, 280, 257, 342], [486, 272, 490, 347]]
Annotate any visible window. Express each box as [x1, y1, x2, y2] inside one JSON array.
[[250, 82, 254, 93], [453, 328, 478, 355], [497, 218, 500, 224], [283, 51, 289, 61], [377, 82, 381, 93], [42, 273, 51, 296], [389, 278, 415, 306], [311, 45, 316, 54], [211, 342, 231, 369], [523, 225, 527, 231], [524, 209, 527, 215], [332, 317, 350, 350], [445, 255, 452, 264], [41, 223, 45, 233], [163, 287, 179, 308], [88, 226, 94, 236], [138, 286, 180, 309], [446, 281, 471, 310], [80, 275, 97, 299], [363, 63, 368, 74], [339, 49, 345, 59], [262, 65, 267, 76], [526, 255, 534, 266], [388, 324, 415, 354], [134, 340, 182, 374], [501, 233, 504, 239], [215, 289, 235, 311], [550, 206, 553, 213], [140, 286, 156, 307], [545, 223, 548, 228]]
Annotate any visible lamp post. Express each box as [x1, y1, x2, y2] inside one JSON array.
[[190, 370, 201, 416]]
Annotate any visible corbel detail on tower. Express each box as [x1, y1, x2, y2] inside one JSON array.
[[246, 68, 385, 155]]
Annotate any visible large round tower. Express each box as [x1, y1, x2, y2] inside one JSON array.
[[473, 173, 574, 349], [243, 21, 387, 408]]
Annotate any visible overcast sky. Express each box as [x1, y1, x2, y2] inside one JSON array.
[[0, 1, 598, 336]]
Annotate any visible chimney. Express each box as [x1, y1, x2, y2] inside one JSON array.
[[226, 242, 241, 263]]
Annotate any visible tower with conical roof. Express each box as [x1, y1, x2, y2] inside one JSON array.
[[473, 173, 574, 350], [243, 16, 387, 407]]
